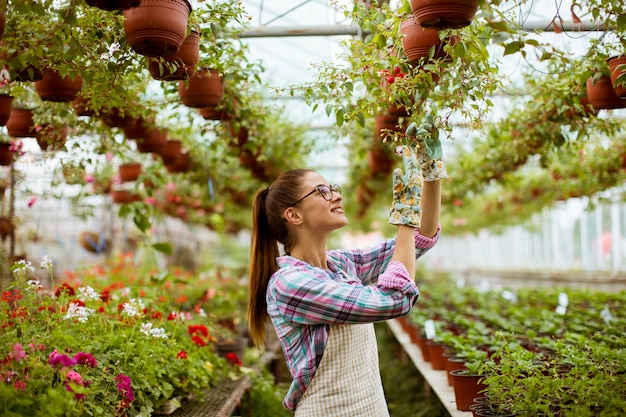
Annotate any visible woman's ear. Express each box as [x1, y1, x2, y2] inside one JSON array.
[[284, 207, 303, 225]]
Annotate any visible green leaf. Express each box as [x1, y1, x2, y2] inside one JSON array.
[[503, 41, 522, 56], [152, 242, 172, 255]]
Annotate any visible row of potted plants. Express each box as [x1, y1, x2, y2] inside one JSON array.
[[399, 271, 625, 416]]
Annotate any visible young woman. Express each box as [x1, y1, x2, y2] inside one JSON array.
[[248, 133, 444, 416]]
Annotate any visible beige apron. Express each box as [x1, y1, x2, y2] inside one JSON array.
[[294, 323, 390, 417]]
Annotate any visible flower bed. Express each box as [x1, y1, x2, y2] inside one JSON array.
[[0, 255, 247, 416], [406, 273, 626, 416]]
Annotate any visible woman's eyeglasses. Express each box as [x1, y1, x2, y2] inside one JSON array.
[[290, 184, 341, 206]]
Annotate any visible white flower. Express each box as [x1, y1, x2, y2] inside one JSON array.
[[13, 260, 34, 273], [26, 279, 42, 290], [40, 255, 53, 271], [196, 307, 207, 317], [64, 302, 95, 323], [122, 298, 146, 317], [140, 322, 153, 336], [78, 286, 100, 302], [150, 327, 168, 339]]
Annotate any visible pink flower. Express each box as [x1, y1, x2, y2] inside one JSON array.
[[145, 197, 155, 205], [73, 352, 97, 368], [9, 344, 27, 362], [84, 174, 95, 184], [27, 197, 36, 208], [14, 380, 27, 391], [65, 369, 89, 400], [115, 373, 134, 402], [48, 350, 77, 368]]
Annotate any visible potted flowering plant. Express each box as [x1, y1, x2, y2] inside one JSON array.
[[0, 255, 247, 416]]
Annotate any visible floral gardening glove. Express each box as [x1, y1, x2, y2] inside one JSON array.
[[405, 114, 448, 182], [388, 146, 423, 228]]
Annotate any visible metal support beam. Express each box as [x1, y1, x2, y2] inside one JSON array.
[[239, 21, 605, 38]]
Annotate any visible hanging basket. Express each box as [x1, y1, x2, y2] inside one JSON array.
[[165, 151, 190, 173], [0, 142, 13, 166], [159, 139, 182, 165], [34, 69, 83, 102], [6, 107, 35, 137], [0, 94, 13, 126], [148, 30, 199, 80], [123, 117, 152, 140], [36, 125, 69, 152], [178, 68, 224, 108], [586, 75, 626, 110], [410, 0, 478, 29], [101, 107, 136, 128], [400, 15, 454, 67], [72, 94, 95, 117], [118, 162, 142, 182], [608, 55, 626, 98], [136, 127, 167, 153], [123, 0, 192, 57]]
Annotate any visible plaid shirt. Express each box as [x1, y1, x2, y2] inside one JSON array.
[[266, 228, 439, 411]]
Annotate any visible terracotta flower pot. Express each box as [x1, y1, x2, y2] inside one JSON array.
[[410, 0, 478, 29], [101, 107, 135, 128], [426, 341, 446, 370], [0, 94, 13, 126], [199, 105, 229, 121], [123, 117, 152, 140], [586, 75, 626, 110], [136, 127, 167, 153], [36, 125, 69, 151], [401, 14, 454, 67], [72, 94, 95, 117], [118, 162, 142, 182], [450, 370, 487, 411], [85, 0, 141, 10], [608, 55, 626, 98], [0, 142, 13, 166], [178, 68, 224, 108], [148, 30, 199, 80], [111, 189, 135, 204], [34, 69, 83, 102], [159, 139, 182, 165], [6, 107, 35, 137], [165, 151, 190, 173], [0, 216, 14, 239], [123, 0, 192, 57]]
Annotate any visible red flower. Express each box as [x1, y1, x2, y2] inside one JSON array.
[[191, 336, 207, 346], [187, 324, 209, 338], [100, 290, 110, 302], [225, 352, 242, 367], [55, 283, 75, 297], [176, 350, 187, 359], [151, 311, 163, 320]]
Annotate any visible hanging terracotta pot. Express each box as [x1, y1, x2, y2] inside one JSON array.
[[111, 189, 132, 204], [34, 69, 83, 102], [608, 55, 626, 98], [586, 75, 626, 110], [85, 0, 141, 10], [165, 151, 190, 173], [36, 124, 69, 151], [123, 0, 192, 57], [148, 30, 199, 81], [400, 15, 453, 67], [159, 139, 182, 165], [199, 105, 229, 121], [0, 216, 14, 240], [0, 94, 13, 125], [72, 94, 95, 117], [410, 0, 478, 29], [178, 68, 224, 108], [101, 107, 135, 128], [123, 116, 152, 140], [0, 142, 13, 166], [6, 107, 35, 137], [136, 126, 167, 153], [119, 162, 142, 182]]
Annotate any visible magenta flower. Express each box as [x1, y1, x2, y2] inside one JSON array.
[[73, 352, 97, 368], [115, 373, 134, 402], [65, 370, 89, 400], [9, 344, 27, 362], [48, 350, 77, 368], [27, 197, 36, 208]]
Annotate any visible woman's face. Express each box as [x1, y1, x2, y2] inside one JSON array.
[[292, 171, 348, 231]]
